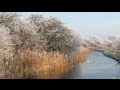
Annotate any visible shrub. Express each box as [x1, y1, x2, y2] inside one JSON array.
[[71, 47, 90, 64]]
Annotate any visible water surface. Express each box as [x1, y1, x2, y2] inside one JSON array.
[[62, 51, 120, 79]]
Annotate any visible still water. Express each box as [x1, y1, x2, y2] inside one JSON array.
[[62, 51, 120, 79]]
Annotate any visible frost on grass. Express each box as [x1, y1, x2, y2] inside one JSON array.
[[0, 26, 13, 78]]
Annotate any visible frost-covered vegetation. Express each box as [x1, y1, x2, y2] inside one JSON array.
[[0, 12, 90, 79], [103, 35, 120, 62], [78, 34, 103, 50]]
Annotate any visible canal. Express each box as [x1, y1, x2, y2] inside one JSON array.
[[62, 51, 120, 79]]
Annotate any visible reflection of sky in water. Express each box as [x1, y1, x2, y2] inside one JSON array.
[[63, 51, 120, 79]]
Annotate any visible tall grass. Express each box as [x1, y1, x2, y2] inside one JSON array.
[[0, 49, 69, 79], [0, 47, 90, 79], [71, 47, 91, 64], [31, 51, 69, 79]]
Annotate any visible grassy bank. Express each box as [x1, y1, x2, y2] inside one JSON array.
[[103, 50, 120, 62]]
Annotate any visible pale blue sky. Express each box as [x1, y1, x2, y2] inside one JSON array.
[[20, 12, 120, 40]]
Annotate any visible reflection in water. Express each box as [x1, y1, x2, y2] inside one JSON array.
[[62, 51, 120, 79], [62, 64, 82, 79]]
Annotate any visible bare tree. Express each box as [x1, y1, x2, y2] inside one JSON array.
[[0, 12, 18, 24], [29, 15, 80, 55], [0, 12, 19, 34]]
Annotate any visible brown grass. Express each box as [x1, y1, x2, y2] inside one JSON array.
[[0, 47, 90, 79], [71, 47, 91, 64], [1, 49, 69, 79], [32, 51, 69, 79], [19, 47, 91, 79]]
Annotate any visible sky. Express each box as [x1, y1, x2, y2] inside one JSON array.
[[20, 12, 120, 40]]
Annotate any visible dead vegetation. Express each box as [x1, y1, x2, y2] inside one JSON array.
[[0, 12, 90, 79]]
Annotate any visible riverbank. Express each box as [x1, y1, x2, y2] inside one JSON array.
[[0, 47, 91, 79], [62, 51, 120, 79], [93, 50, 104, 52], [103, 50, 120, 63]]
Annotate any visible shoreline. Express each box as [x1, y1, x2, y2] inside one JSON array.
[[92, 50, 120, 63], [103, 51, 120, 63]]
